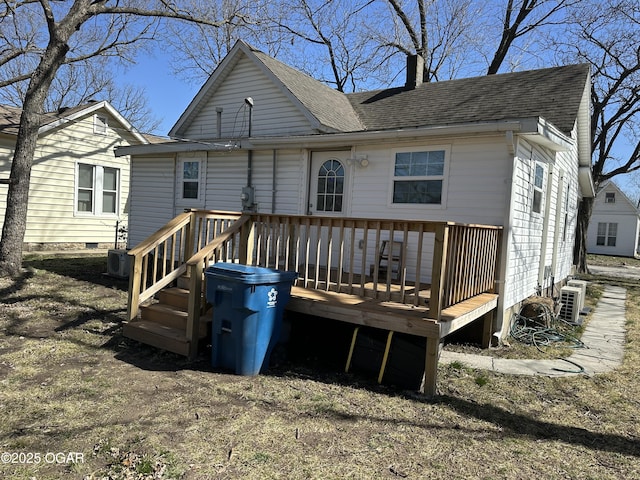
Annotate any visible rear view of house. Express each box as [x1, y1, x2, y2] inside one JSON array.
[[0, 101, 147, 250], [587, 181, 640, 258], [116, 41, 594, 394]]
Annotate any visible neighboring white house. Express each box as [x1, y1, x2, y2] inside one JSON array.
[[117, 40, 594, 337], [0, 101, 148, 250], [587, 181, 640, 258]]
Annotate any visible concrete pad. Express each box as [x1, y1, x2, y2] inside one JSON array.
[[439, 285, 627, 377]]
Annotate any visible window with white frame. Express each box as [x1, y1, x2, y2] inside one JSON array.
[[532, 163, 544, 214], [176, 156, 205, 206], [596, 222, 617, 247], [76, 163, 119, 215], [605, 192, 616, 203], [392, 149, 445, 204], [94, 114, 108, 134]]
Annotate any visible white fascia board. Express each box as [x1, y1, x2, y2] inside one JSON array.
[[579, 166, 595, 198], [246, 120, 526, 149], [115, 140, 238, 157], [519, 117, 574, 152]]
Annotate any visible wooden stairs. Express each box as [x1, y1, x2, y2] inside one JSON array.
[[123, 277, 211, 356]]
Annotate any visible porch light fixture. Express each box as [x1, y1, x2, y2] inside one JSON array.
[[347, 155, 369, 168]]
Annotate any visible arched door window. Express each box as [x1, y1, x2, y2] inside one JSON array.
[[316, 159, 344, 212]]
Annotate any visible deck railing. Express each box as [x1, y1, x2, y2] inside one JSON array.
[[126, 210, 242, 322], [127, 211, 502, 358], [241, 214, 502, 319]]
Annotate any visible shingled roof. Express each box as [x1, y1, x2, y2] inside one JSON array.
[[346, 64, 590, 136], [0, 103, 106, 136], [252, 48, 364, 133]]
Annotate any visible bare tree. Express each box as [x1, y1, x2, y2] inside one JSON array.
[[378, 0, 476, 82], [564, 0, 640, 271], [485, 0, 579, 75], [0, 0, 240, 277]]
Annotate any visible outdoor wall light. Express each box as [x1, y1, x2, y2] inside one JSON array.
[[347, 155, 369, 167]]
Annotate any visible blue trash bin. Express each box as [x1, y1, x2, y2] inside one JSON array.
[[205, 263, 297, 375]]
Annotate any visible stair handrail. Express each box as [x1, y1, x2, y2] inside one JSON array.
[[127, 211, 194, 322], [183, 213, 252, 358]]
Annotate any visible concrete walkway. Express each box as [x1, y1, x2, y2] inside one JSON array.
[[440, 285, 627, 377]]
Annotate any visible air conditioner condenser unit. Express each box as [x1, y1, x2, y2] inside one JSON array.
[[107, 249, 131, 279], [558, 286, 582, 325]]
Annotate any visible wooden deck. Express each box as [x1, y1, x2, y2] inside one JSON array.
[[125, 210, 502, 397]]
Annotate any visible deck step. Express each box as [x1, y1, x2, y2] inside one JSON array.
[[140, 303, 210, 337], [123, 320, 190, 356], [158, 287, 190, 309]]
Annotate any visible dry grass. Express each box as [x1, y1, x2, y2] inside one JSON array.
[[0, 254, 639, 479]]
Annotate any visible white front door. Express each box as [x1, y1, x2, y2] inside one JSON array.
[[309, 151, 350, 216]]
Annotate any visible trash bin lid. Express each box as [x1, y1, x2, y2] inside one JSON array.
[[205, 262, 297, 284]]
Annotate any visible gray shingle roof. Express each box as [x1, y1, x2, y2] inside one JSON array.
[[251, 48, 364, 133], [346, 64, 590, 135], [0, 103, 99, 136]]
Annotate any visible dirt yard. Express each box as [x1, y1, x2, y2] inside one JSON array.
[[0, 254, 639, 479]]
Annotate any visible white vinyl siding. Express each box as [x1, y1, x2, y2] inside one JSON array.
[[128, 156, 176, 247], [183, 55, 315, 140]]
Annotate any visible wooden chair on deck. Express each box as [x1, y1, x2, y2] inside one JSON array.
[[371, 240, 403, 281]]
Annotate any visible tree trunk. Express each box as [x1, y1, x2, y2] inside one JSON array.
[[0, 39, 70, 277], [573, 196, 593, 274]]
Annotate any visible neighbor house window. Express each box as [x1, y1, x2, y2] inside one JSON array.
[[532, 163, 544, 214], [605, 192, 615, 203], [94, 114, 108, 134], [596, 222, 617, 247], [316, 159, 344, 212], [76, 163, 119, 215], [392, 150, 445, 204]]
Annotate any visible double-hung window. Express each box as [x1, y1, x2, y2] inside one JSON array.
[[176, 155, 206, 207], [596, 222, 617, 247], [76, 163, 119, 216], [532, 163, 544, 214], [392, 149, 445, 205]]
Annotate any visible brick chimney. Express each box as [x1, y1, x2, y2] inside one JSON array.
[[405, 54, 424, 89]]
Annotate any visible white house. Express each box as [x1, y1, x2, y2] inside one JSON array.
[[587, 181, 640, 258], [0, 101, 147, 250], [117, 40, 594, 339]]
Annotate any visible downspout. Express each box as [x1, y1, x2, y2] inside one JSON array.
[[242, 97, 255, 211], [551, 170, 565, 292], [538, 164, 554, 294], [271, 149, 277, 213], [496, 131, 518, 339]]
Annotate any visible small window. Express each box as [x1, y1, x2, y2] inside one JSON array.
[[94, 114, 108, 134], [392, 150, 444, 204], [76, 163, 119, 216], [532, 164, 544, 214], [182, 161, 200, 199], [605, 192, 615, 203], [596, 222, 617, 247], [316, 159, 344, 212]]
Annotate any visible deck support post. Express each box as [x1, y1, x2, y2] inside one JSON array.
[[422, 335, 440, 398], [481, 311, 494, 348]]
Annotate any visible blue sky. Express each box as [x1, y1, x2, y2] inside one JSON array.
[[126, 53, 200, 136]]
